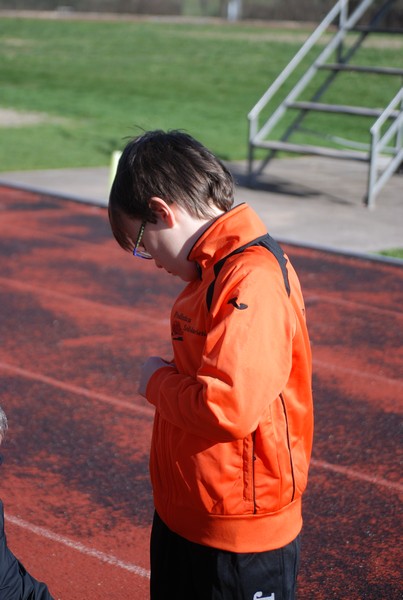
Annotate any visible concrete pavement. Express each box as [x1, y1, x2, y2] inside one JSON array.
[[1, 156, 402, 257]]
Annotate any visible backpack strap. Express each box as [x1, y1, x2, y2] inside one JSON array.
[[206, 234, 290, 312]]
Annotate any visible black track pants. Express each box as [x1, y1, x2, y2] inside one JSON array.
[[150, 511, 300, 600]]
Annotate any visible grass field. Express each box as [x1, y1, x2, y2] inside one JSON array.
[[0, 15, 402, 172], [379, 248, 403, 260]]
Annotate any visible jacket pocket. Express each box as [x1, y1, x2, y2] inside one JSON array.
[[253, 395, 296, 512], [279, 393, 296, 502], [242, 432, 256, 512]]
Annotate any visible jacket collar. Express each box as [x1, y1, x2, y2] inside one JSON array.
[[189, 203, 267, 271]]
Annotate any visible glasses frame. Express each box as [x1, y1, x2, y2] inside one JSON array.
[[133, 220, 152, 259]]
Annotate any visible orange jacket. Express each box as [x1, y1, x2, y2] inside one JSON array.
[[146, 203, 313, 552]]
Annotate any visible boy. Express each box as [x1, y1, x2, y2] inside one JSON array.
[[0, 406, 54, 599], [109, 130, 313, 600]]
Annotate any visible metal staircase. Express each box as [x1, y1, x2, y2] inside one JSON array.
[[247, 0, 403, 208]]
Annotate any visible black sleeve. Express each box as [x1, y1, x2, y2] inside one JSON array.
[[0, 500, 55, 600]]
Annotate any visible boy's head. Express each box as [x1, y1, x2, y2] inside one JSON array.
[[108, 130, 234, 251]]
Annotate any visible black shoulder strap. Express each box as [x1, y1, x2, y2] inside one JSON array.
[[206, 233, 290, 312]]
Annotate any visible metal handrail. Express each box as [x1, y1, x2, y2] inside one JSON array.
[[367, 88, 403, 208], [247, 0, 376, 143], [247, 0, 402, 208]]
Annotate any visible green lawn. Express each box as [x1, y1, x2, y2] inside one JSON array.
[[378, 248, 403, 260], [0, 16, 401, 171]]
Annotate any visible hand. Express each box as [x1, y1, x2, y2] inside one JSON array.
[[138, 356, 174, 397]]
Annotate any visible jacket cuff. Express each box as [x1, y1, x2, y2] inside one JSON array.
[[146, 365, 176, 407]]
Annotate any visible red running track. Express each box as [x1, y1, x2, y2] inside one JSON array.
[[0, 187, 401, 599]]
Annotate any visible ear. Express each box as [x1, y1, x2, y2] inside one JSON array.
[[149, 197, 176, 227]]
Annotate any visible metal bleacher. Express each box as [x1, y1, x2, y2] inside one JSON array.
[[247, 0, 403, 208]]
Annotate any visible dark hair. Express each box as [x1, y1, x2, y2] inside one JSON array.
[[108, 130, 234, 249]]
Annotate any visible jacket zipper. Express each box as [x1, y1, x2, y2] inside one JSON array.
[[280, 393, 296, 502]]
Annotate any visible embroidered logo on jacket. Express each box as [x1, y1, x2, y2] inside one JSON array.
[[228, 297, 248, 310], [171, 320, 184, 341], [253, 592, 275, 600], [172, 311, 206, 341]]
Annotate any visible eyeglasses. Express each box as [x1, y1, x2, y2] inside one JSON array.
[[133, 220, 152, 259]]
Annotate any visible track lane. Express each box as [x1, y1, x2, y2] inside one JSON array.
[[0, 186, 402, 599]]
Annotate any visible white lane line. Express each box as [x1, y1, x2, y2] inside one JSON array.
[[0, 361, 155, 417], [0, 275, 162, 325], [313, 358, 402, 388], [311, 458, 403, 493], [5, 512, 150, 579], [306, 293, 403, 319]]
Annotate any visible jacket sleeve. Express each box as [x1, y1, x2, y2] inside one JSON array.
[[0, 500, 54, 600], [146, 254, 296, 442]]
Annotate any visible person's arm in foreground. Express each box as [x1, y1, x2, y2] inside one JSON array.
[[0, 407, 55, 600]]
